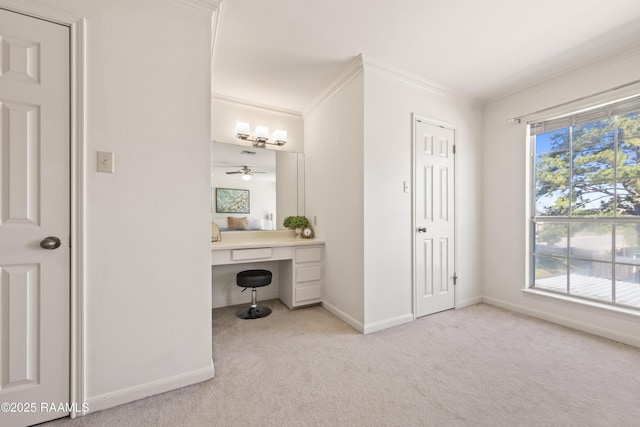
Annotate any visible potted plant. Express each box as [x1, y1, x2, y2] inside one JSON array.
[[283, 216, 309, 238]]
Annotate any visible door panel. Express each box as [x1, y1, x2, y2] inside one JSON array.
[[0, 8, 70, 426], [415, 119, 455, 317], [2, 101, 40, 224], [4, 263, 40, 386]]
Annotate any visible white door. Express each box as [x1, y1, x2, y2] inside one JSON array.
[[414, 118, 455, 317], [0, 8, 70, 427]]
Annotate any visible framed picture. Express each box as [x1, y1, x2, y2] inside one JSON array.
[[216, 188, 250, 213]]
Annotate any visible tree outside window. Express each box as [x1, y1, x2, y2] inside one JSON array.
[[531, 108, 640, 309]]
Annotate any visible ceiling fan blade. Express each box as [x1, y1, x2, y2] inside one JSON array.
[[226, 171, 242, 174]]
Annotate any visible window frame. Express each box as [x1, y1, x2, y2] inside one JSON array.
[[528, 95, 640, 311]]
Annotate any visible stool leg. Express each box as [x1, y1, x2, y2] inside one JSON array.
[[235, 286, 272, 319]]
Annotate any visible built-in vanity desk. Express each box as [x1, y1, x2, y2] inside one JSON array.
[[211, 230, 324, 309]]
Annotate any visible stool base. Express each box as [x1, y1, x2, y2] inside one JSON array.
[[236, 305, 272, 319]]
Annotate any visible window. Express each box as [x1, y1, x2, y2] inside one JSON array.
[[530, 95, 640, 310]]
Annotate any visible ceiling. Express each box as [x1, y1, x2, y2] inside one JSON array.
[[212, 0, 640, 112], [211, 141, 275, 182]]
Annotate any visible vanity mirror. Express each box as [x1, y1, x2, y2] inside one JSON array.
[[211, 141, 304, 231]]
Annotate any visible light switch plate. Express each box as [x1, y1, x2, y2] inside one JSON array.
[[97, 151, 114, 173]]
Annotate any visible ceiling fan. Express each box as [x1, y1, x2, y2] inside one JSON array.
[[226, 166, 265, 181]]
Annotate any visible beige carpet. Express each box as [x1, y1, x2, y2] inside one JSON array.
[[45, 302, 640, 426]]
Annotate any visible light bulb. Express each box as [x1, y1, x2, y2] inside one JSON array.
[[273, 129, 287, 145], [236, 122, 250, 139], [255, 126, 269, 142]]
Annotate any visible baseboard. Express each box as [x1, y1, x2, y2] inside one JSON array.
[[321, 302, 414, 334], [457, 295, 483, 309], [85, 361, 215, 414], [363, 313, 414, 334], [321, 301, 364, 333], [482, 296, 640, 348]]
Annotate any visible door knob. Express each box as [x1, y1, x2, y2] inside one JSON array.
[[40, 236, 62, 250], [417, 227, 427, 233]]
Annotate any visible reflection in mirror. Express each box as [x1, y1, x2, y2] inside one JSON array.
[[211, 141, 304, 231]]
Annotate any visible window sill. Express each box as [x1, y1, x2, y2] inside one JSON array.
[[521, 288, 640, 321]]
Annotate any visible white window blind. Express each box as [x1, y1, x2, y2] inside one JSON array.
[[529, 93, 640, 136]]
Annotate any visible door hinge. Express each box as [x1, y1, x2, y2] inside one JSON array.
[[453, 273, 458, 285], [453, 145, 457, 154]]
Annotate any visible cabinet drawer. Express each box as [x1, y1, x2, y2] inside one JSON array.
[[295, 284, 322, 303], [232, 248, 272, 261], [296, 247, 322, 263], [296, 265, 322, 283]]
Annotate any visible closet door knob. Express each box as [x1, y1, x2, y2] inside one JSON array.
[[417, 227, 427, 233], [40, 236, 62, 250]]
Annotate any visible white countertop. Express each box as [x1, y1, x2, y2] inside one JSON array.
[[211, 230, 324, 250]]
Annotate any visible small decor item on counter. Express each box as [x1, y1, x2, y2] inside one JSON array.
[[302, 226, 314, 239], [283, 216, 310, 238], [211, 223, 221, 242]]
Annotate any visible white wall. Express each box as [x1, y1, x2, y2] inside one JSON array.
[[482, 48, 640, 347], [363, 68, 484, 331], [305, 72, 366, 328], [304, 62, 484, 333], [14, 0, 216, 410]]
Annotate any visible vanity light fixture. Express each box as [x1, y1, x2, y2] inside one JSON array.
[[235, 122, 287, 147]]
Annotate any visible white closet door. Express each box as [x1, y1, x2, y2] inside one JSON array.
[[0, 8, 70, 426], [415, 119, 456, 317]]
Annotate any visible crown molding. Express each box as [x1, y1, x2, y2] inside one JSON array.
[[211, 93, 303, 119], [210, 0, 225, 65], [0, 0, 220, 20], [302, 54, 365, 116], [361, 54, 478, 106], [171, 0, 221, 14], [0, 0, 82, 24], [302, 53, 480, 115]]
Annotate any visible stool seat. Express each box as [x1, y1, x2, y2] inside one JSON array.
[[235, 269, 272, 319], [236, 269, 272, 288]]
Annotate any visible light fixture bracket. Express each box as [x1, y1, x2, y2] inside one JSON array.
[[236, 134, 286, 148]]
